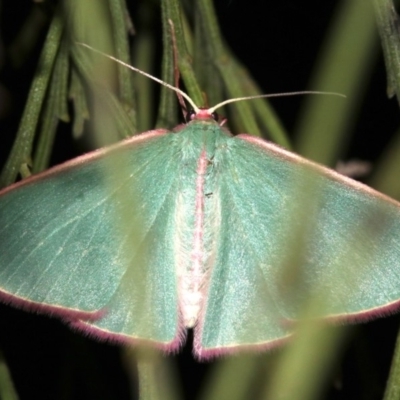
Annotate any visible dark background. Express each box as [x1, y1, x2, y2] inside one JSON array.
[[0, 1, 399, 399]]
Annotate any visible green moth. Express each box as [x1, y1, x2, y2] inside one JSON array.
[[0, 48, 399, 359]]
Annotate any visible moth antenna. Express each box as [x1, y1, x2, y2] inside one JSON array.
[[77, 42, 200, 113], [77, 43, 345, 120], [207, 91, 346, 114]]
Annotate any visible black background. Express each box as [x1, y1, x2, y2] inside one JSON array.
[[1, 1, 399, 399]]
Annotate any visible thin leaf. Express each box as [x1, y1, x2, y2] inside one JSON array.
[[0, 9, 63, 187]]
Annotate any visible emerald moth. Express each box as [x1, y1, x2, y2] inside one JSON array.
[[1, 48, 400, 360]]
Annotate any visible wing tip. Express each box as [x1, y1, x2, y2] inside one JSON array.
[[70, 320, 186, 354], [0, 288, 102, 321], [326, 299, 400, 324]]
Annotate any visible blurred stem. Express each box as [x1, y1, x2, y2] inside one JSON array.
[[133, 1, 156, 132], [0, 9, 63, 187], [137, 360, 159, 400], [383, 323, 400, 400], [263, 323, 347, 400], [109, 0, 137, 132], [199, 355, 266, 400], [67, 0, 136, 144], [71, 44, 135, 141], [294, 0, 378, 166], [0, 350, 19, 400], [127, 349, 180, 400]]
